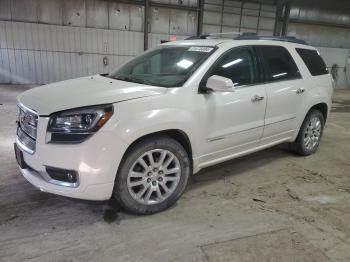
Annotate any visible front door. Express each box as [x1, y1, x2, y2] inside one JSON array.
[[197, 46, 266, 167]]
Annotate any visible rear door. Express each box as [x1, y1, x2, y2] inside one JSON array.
[[256, 45, 305, 143]]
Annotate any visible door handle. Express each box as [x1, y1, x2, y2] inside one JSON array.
[[296, 88, 305, 94], [251, 95, 264, 102]]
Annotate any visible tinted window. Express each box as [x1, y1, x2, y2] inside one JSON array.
[[208, 47, 258, 87], [296, 48, 328, 76], [259, 46, 301, 82]]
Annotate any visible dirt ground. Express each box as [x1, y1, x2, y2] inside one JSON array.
[[1, 85, 350, 262]]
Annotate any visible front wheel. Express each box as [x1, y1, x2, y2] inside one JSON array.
[[113, 136, 190, 215], [290, 109, 325, 156]]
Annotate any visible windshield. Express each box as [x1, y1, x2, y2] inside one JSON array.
[[108, 46, 215, 87]]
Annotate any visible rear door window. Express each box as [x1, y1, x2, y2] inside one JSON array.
[[295, 48, 328, 76], [258, 46, 301, 82]]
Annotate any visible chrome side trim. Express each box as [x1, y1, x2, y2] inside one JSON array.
[[207, 125, 263, 142], [207, 117, 297, 142], [198, 137, 291, 170], [207, 136, 225, 142], [264, 116, 296, 127]]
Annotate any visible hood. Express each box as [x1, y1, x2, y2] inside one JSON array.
[[18, 75, 165, 115]]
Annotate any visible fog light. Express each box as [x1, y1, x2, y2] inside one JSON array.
[[67, 173, 74, 181], [46, 166, 78, 184]]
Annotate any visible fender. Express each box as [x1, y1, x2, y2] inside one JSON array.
[[112, 103, 198, 158]]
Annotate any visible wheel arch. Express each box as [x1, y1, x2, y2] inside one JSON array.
[[293, 101, 329, 142], [308, 102, 328, 122], [121, 129, 193, 172]]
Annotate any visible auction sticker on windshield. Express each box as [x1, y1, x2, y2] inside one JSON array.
[[188, 46, 214, 52]]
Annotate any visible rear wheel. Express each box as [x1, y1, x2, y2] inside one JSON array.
[[290, 109, 325, 156], [113, 136, 190, 215]]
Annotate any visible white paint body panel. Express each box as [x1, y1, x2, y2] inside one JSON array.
[[18, 75, 166, 115], [16, 39, 333, 200]]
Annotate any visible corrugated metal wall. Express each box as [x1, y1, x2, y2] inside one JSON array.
[[0, 0, 197, 84], [148, 5, 197, 48], [0, 21, 143, 84], [202, 0, 276, 35]]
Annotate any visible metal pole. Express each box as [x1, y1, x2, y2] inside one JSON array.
[[197, 0, 204, 36], [144, 0, 149, 51], [257, 2, 262, 34], [281, 2, 291, 36], [220, 0, 224, 33], [273, 0, 282, 36], [238, 1, 244, 32]]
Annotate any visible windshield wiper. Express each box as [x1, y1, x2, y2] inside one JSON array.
[[114, 75, 148, 85]]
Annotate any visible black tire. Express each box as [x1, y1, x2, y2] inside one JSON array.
[[290, 109, 325, 156], [112, 135, 191, 215]]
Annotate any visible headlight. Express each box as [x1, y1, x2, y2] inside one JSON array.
[[48, 104, 113, 143]]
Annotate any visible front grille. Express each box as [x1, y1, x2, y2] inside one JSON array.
[[16, 104, 38, 154], [18, 106, 38, 139], [17, 127, 36, 152]]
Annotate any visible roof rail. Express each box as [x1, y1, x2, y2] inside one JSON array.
[[185, 32, 308, 45], [235, 34, 308, 45], [185, 31, 253, 40]]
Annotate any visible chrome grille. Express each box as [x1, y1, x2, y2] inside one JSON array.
[[18, 106, 38, 139], [17, 127, 36, 153], [16, 104, 38, 154]]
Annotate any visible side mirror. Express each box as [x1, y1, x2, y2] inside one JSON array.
[[204, 75, 235, 92]]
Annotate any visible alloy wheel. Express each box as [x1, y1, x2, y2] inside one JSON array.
[[304, 116, 322, 151], [127, 149, 181, 205]]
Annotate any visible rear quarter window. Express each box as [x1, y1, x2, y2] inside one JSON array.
[[295, 48, 328, 76]]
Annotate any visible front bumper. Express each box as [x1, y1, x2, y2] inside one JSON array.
[[16, 116, 128, 201], [20, 167, 115, 200]]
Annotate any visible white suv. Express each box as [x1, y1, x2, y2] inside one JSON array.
[[15, 36, 333, 214]]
